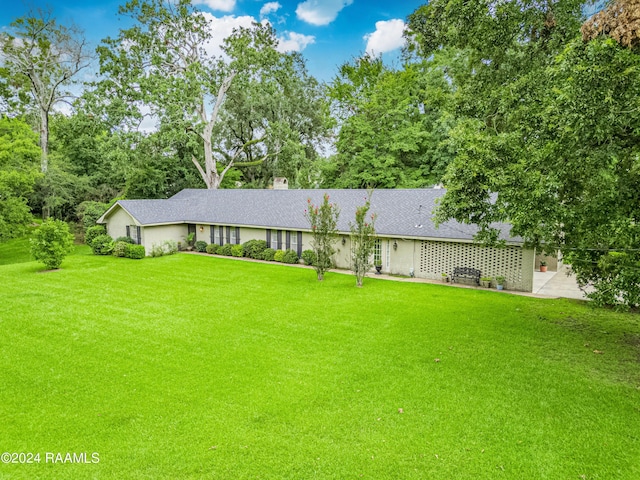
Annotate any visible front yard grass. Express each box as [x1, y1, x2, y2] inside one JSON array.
[[1, 251, 639, 479]]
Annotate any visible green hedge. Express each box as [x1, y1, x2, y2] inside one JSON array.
[[262, 248, 276, 261], [206, 243, 219, 254], [219, 244, 233, 256], [301, 249, 316, 266], [195, 240, 208, 252], [242, 239, 268, 259], [126, 244, 145, 259], [91, 234, 114, 255], [282, 249, 299, 264]]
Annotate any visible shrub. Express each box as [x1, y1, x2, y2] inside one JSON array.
[[219, 244, 233, 256], [206, 243, 219, 254], [242, 239, 268, 259], [112, 241, 129, 258], [77, 201, 108, 230], [85, 225, 106, 246], [301, 249, 316, 266], [195, 240, 208, 252], [232, 244, 243, 257], [30, 219, 74, 270], [282, 249, 299, 264], [126, 244, 145, 259], [91, 234, 114, 255], [262, 248, 276, 261], [150, 240, 178, 257], [162, 240, 178, 255], [150, 244, 164, 257], [274, 250, 285, 262], [115, 236, 135, 244]]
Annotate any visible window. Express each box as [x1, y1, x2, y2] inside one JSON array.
[[271, 229, 278, 249], [127, 225, 141, 245], [290, 231, 298, 253], [230, 228, 237, 244], [386, 240, 390, 268], [374, 239, 382, 265]]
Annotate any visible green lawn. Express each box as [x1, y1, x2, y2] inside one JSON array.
[[1, 251, 639, 479]]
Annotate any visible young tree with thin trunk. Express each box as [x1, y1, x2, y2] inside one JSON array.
[[350, 196, 377, 287], [304, 194, 340, 281]]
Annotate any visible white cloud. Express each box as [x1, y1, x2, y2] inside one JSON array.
[[201, 13, 259, 58], [193, 0, 236, 13], [295, 0, 353, 26], [364, 19, 406, 56], [276, 32, 315, 53], [260, 2, 281, 18]]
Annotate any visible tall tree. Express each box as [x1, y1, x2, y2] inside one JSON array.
[[0, 9, 92, 174], [96, 0, 325, 190], [0, 116, 41, 240], [407, 0, 640, 308], [326, 54, 453, 188]]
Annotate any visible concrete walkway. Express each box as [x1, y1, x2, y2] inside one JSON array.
[[532, 265, 589, 300], [185, 251, 589, 301]]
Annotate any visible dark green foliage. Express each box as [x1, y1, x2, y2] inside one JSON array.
[[205, 243, 219, 254], [115, 236, 135, 244], [262, 248, 276, 261], [29, 219, 74, 269], [77, 201, 108, 230], [85, 225, 106, 246], [195, 240, 207, 253], [282, 249, 299, 264], [90, 234, 114, 255], [112, 241, 129, 258], [219, 244, 233, 256], [242, 239, 268, 259], [0, 117, 41, 240], [301, 249, 316, 266], [126, 244, 145, 259], [273, 250, 285, 262], [231, 244, 243, 257]]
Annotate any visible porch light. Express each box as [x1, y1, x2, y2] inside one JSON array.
[[393, 240, 398, 250], [342, 237, 346, 246], [199, 226, 204, 232]]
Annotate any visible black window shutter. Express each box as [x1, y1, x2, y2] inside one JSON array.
[[210, 225, 215, 244], [219, 226, 224, 246], [136, 226, 141, 245], [126, 225, 130, 238], [297, 231, 302, 256], [286, 231, 291, 250], [266, 229, 271, 246], [277, 230, 282, 250], [235, 227, 240, 244], [226, 226, 231, 244]]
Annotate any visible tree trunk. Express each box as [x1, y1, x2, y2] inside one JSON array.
[[40, 107, 49, 173], [40, 107, 50, 219]]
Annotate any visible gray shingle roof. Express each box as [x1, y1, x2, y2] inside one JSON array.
[[103, 188, 520, 243]]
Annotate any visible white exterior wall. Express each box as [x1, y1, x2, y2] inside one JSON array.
[[105, 208, 136, 240], [143, 225, 188, 253]]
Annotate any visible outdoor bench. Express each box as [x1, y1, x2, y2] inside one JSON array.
[[451, 267, 481, 285]]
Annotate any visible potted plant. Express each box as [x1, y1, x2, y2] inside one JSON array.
[[495, 276, 506, 290], [185, 232, 195, 251], [441, 272, 449, 283], [539, 260, 548, 272], [375, 260, 382, 274], [480, 276, 492, 288]]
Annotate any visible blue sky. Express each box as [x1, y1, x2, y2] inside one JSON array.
[[0, 0, 427, 82]]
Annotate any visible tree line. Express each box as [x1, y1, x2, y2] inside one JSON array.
[[1, 0, 639, 308]]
